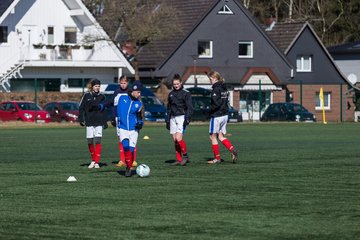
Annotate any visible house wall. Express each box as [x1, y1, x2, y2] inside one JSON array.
[[283, 84, 353, 122], [158, 0, 292, 85], [10, 67, 118, 92], [333, 60, 360, 85], [287, 27, 346, 85], [1, 0, 132, 92]]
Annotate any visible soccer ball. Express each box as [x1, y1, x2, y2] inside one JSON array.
[[136, 164, 150, 177]]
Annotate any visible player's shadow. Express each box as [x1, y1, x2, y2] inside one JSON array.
[[117, 169, 135, 176], [165, 160, 177, 164]]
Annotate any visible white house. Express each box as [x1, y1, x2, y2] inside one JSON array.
[[0, 0, 134, 92]]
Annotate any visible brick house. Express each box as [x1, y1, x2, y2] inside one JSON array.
[[265, 22, 355, 122], [130, 0, 356, 122]]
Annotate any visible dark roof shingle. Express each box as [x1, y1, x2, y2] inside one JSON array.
[[137, 0, 217, 68], [264, 22, 305, 53]]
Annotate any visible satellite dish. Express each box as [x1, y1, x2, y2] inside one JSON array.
[[348, 73, 358, 85]]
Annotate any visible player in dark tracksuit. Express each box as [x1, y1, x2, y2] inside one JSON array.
[[166, 74, 193, 166], [79, 79, 107, 169], [207, 71, 238, 164]]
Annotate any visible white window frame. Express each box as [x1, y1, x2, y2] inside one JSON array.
[[315, 91, 331, 110], [47, 26, 54, 44], [218, 5, 233, 15], [238, 41, 253, 58], [296, 55, 312, 72], [64, 26, 77, 44], [198, 40, 213, 58]]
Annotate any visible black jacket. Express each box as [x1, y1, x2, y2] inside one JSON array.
[[209, 82, 229, 117], [167, 87, 193, 121], [79, 91, 106, 126]]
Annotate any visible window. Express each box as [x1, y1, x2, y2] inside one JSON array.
[[48, 26, 54, 44], [0, 26, 8, 43], [316, 91, 331, 110], [198, 40, 213, 58], [238, 41, 253, 58], [64, 27, 77, 44], [296, 55, 312, 72], [218, 5, 233, 15], [67, 78, 91, 88]]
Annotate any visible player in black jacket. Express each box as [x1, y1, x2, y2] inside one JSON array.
[[207, 71, 238, 164], [166, 74, 193, 166], [79, 79, 107, 169]]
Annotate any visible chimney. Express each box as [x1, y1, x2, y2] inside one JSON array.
[[265, 18, 276, 31]]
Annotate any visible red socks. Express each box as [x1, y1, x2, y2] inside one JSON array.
[[88, 144, 95, 161], [118, 142, 125, 164], [94, 144, 101, 163], [178, 140, 187, 155], [125, 150, 133, 168], [221, 138, 234, 152], [175, 142, 182, 162], [212, 144, 221, 160], [133, 147, 137, 162]]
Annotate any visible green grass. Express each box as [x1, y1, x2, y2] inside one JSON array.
[[0, 123, 360, 239]]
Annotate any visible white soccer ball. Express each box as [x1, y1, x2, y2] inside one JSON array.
[[136, 164, 150, 177]]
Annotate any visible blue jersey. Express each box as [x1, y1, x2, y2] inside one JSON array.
[[116, 93, 143, 130], [113, 88, 129, 107]]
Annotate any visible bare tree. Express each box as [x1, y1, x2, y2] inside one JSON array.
[[314, 0, 344, 43], [271, 0, 284, 21], [243, 0, 252, 8], [83, 0, 181, 80]]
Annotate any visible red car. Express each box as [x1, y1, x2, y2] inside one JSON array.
[[43, 101, 79, 122], [0, 101, 51, 123]]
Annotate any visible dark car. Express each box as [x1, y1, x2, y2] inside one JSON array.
[[0, 101, 51, 123], [187, 87, 242, 122], [261, 102, 316, 122], [103, 83, 167, 122], [43, 101, 79, 122]]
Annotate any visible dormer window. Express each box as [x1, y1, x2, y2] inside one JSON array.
[[198, 40, 213, 58], [0, 26, 8, 43], [296, 55, 312, 72]]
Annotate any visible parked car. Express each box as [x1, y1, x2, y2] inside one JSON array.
[[187, 87, 242, 122], [43, 101, 79, 122], [0, 101, 51, 123], [103, 83, 167, 122], [260, 102, 316, 122]]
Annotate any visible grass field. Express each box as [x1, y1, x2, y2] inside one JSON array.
[[0, 123, 359, 240]]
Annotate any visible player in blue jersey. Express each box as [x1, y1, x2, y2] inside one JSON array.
[[116, 80, 144, 177], [111, 75, 131, 167]]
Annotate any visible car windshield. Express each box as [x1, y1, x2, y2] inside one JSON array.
[[286, 104, 308, 112], [18, 102, 42, 110], [192, 97, 211, 109], [142, 96, 163, 106], [61, 102, 79, 111], [105, 84, 119, 92]]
